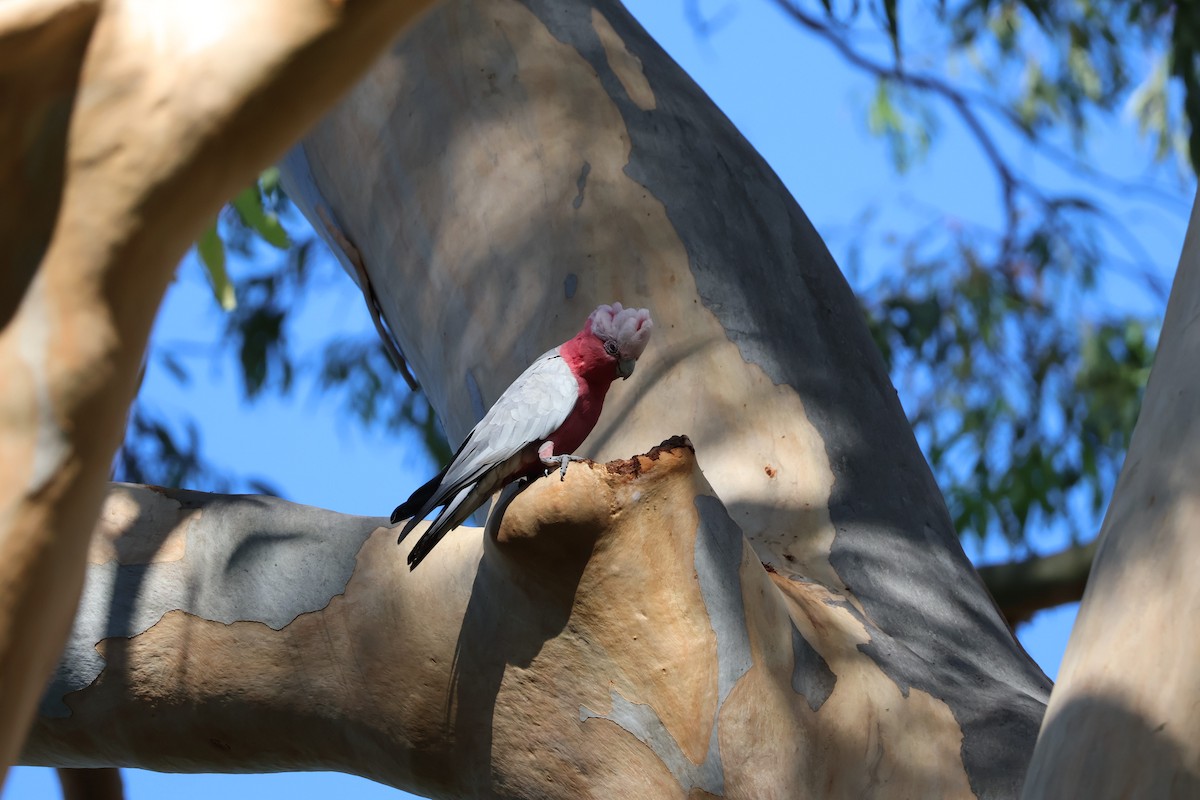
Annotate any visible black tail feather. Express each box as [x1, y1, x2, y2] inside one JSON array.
[[406, 525, 449, 570], [391, 466, 447, 532], [396, 515, 423, 546]]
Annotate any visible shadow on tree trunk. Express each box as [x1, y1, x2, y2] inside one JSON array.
[[448, 483, 600, 796]]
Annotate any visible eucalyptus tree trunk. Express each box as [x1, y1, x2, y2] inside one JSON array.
[[24, 0, 1055, 797]]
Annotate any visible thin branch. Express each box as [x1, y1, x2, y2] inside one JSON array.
[[774, 1, 1021, 260], [977, 539, 1098, 626], [954, 84, 1190, 212], [683, 0, 738, 38], [1087, 205, 1172, 303], [770, 0, 1186, 290]]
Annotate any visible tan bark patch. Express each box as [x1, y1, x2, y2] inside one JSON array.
[[573, 452, 718, 764], [496, 447, 718, 768], [753, 574, 975, 799], [591, 8, 656, 111]]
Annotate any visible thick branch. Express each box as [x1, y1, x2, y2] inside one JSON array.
[[1023, 192, 1200, 796], [0, 0, 437, 780], [0, 0, 98, 324], [978, 541, 1096, 627], [28, 440, 1037, 798]]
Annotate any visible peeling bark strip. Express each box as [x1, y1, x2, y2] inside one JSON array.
[[284, 0, 1049, 795], [789, 613, 836, 712]]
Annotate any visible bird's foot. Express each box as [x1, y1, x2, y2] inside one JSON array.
[[541, 453, 586, 481]]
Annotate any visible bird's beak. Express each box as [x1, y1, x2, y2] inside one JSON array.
[[617, 358, 636, 380]]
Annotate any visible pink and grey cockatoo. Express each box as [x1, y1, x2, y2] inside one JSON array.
[[392, 302, 653, 569]]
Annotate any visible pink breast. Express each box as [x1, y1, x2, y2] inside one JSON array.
[[546, 378, 607, 455]]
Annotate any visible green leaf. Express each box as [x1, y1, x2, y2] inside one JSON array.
[[197, 222, 236, 311], [238, 306, 287, 398], [259, 166, 282, 197], [231, 186, 291, 250], [1067, 42, 1102, 100]]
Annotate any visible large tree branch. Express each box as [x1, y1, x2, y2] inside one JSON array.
[[28, 440, 1031, 797], [0, 0, 437, 781], [978, 541, 1097, 627], [1023, 193, 1200, 795]]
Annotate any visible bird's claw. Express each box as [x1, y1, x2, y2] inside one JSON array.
[[541, 454, 586, 481]]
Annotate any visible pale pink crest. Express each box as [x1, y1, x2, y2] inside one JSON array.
[[588, 302, 653, 360]]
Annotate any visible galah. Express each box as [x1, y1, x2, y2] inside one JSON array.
[[392, 302, 654, 570]]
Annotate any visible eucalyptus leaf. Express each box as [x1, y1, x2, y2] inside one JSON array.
[[196, 222, 236, 311], [232, 186, 291, 250]]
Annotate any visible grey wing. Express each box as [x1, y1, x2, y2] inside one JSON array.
[[412, 349, 579, 518]]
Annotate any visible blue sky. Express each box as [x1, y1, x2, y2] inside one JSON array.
[[8, 1, 1193, 798]]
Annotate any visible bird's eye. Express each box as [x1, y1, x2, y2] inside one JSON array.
[[604, 340, 619, 356]]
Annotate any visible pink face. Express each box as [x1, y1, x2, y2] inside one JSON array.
[[588, 302, 653, 379]]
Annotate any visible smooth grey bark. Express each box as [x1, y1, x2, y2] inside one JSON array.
[[1021, 194, 1200, 797]]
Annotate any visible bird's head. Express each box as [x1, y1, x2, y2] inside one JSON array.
[[588, 302, 653, 379]]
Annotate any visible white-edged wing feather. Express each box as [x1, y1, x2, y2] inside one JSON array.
[[397, 348, 580, 568], [425, 348, 577, 508]]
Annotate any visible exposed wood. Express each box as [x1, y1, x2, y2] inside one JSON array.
[[977, 541, 1096, 626], [1022, 193, 1200, 797], [0, 0, 437, 782]]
